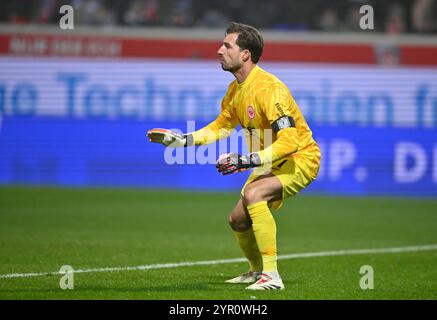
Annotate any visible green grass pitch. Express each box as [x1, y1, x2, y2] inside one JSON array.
[[0, 186, 436, 300]]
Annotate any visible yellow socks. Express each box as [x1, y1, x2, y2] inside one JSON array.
[[233, 228, 262, 272], [246, 201, 277, 272]]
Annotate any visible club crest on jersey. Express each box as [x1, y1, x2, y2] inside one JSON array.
[[247, 106, 255, 119]]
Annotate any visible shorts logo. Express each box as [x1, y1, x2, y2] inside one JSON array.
[[247, 106, 255, 119]]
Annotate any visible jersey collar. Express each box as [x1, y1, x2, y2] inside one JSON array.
[[237, 65, 261, 88]]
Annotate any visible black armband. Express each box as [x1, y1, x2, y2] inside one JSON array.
[[271, 116, 295, 134]]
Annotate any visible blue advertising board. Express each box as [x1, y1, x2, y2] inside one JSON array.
[[0, 58, 436, 196]]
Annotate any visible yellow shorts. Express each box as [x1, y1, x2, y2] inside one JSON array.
[[241, 153, 320, 210]]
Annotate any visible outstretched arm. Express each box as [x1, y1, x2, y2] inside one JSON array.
[[148, 83, 238, 148], [147, 108, 238, 148], [186, 109, 238, 146]]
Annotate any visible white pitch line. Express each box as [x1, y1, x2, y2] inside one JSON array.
[[1, 244, 437, 280]]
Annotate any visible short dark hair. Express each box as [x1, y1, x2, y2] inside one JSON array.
[[225, 22, 264, 64]]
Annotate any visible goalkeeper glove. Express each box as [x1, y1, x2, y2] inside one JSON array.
[[147, 128, 188, 147], [216, 153, 261, 175]]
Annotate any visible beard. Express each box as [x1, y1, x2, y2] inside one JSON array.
[[221, 62, 242, 73]]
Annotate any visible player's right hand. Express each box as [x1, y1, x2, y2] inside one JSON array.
[[147, 128, 186, 147], [216, 153, 261, 175]]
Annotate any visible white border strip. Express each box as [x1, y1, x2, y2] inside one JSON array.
[[1, 244, 437, 279]]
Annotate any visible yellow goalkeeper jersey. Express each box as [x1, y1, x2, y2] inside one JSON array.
[[191, 65, 320, 170]]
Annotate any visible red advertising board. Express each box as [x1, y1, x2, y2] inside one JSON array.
[[0, 32, 436, 65]]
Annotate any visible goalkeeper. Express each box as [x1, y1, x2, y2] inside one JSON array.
[[147, 22, 320, 290]]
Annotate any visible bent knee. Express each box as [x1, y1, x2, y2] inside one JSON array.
[[242, 184, 263, 206], [228, 213, 251, 232]]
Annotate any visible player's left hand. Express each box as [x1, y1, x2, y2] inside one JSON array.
[[216, 153, 261, 175]]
